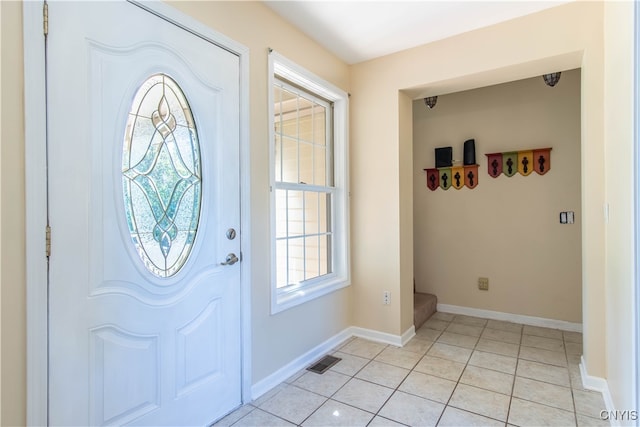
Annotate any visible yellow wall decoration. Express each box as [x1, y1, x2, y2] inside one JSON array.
[[518, 150, 534, 176]]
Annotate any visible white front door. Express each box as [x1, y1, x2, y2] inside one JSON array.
[[47, 2, 241, 425]]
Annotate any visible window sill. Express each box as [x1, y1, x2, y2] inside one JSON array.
[[271, 275, 350, 314]]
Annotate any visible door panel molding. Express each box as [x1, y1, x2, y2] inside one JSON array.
[[23, 2, 252, 424]]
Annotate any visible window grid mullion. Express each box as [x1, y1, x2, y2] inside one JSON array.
[[311, 99, 316, 186], [276, 88, 284, 181], [311, 100, 317, 279], [285, 189, 290, 287], [275, 181, 334, 193], [275, 231, 332, 241], [296, 95, 301, 185], [278, 88, 284, 183], [302, 191, 307, 281], [317, 192, 321, 276], [327, 104, 333, 186]]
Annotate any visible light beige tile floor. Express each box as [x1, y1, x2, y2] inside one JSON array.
[[215, 314, 609, 427]]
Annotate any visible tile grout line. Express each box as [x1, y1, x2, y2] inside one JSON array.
[[334, 339, 424, 426], [439, 316, 511, 426], [437, 317, 579, 425], [564, 332, 580, 427], [249, 337, 375, 427], [390, 321, 573, 425], [300, 341, 391, 427], [368, 342, 416, 426], [504, 322, 524, 427], [436, 316, 476, 426], [228, 317, 586, 427], [361, 324, 448, 426]]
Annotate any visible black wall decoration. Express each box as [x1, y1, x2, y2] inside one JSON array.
[[434, 146, 453, 168], [425, 141, 479, 191], [463, 139, 476, 165]]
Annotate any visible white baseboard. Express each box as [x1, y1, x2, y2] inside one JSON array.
[[437, 303, 583, 332], [580, 356, 616, 426], [350, 325, 416, 347], [250, 325, 413, 401], [250, 328, 352, 400], [402, 325, 416, 345]]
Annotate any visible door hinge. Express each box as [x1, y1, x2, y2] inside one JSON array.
[[46, 225, 51, 258], [43, 1, 48, 36]]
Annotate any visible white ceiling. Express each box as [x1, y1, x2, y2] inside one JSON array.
[[264, 1, 570, 65]]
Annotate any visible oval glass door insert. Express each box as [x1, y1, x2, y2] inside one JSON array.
[[122, 74, 202, 278]]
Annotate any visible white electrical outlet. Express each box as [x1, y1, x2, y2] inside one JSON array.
[[383, 291, 391, 305]]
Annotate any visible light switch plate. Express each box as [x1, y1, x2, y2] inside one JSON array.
[[560, 212, 567, 224]]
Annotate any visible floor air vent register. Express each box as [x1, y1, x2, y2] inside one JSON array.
[[306, 355, 341, 374]]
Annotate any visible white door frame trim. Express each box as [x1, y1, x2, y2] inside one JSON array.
[[23, 2, 252, 424]]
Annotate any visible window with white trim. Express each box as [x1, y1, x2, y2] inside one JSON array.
[[269, 52, 350, 313]]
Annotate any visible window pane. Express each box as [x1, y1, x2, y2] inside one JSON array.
[[318, 193, 330, 234], [319, 235, 330, 276], [299, 113, 313, 143], [274, 134, 282, 182], [275, 189, 288, 238], [276, 239, 288, 288], [288, 237, 305, 285], [299, 142, 313, 184], [275, 87, 298, 139], [298, 97, 313, 142], [281, 118, 297, 140], [304, 192, 318, 236], [313, 105, 326, 146], [280, 87, 297, 102], [305, 235, 320, 280], [281, 136, 298, 183], [275, 190, 333, 286], [298, 96, 313, 119], [313, 145, 326, 186], [287, 191, 304, 236]]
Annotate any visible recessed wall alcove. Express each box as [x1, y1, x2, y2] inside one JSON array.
[[410, 69, 582, 323]]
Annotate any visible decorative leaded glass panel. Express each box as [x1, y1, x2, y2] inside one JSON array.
[[122, 74, 201, 278]]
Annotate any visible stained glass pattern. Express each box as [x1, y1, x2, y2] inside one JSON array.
[[122, 74, 201, 278]]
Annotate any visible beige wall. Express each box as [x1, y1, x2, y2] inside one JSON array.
[[1, 1, 25, 425], [399, 93, 415, 333], [413, 70, 582, 323], [603, 0, 637, 415], [350, 1, 607, 376]]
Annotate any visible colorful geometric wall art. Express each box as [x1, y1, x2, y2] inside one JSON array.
[[424, 164, 479, 191], [485, 148, 552, 178]]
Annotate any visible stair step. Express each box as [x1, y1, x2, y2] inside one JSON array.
[[414, 292, 437, 330]]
